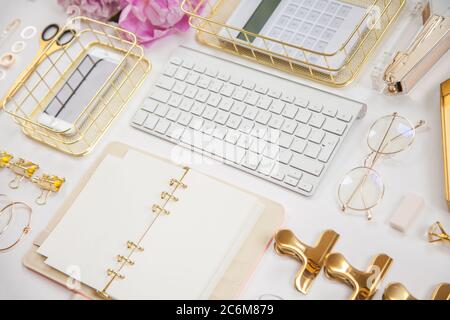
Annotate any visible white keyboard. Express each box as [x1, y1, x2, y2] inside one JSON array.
[[132, 46, 366, 196]]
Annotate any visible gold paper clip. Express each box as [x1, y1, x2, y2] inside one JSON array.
[[383, 283, 450, 300], [274, 229, 340, 294], [152, 204, 170, 215], [117, 255, 135, 265], [107, 269, 125, 279], [428, 221, 450, 243], [161, 191, 178, 202], [324, 253, 393, 300], [0, 151, 13, 168], [32, 174, 65, 205], [170, 178, 187, 189], [8, 159, 39, 189], [127, 241, 144, 252]]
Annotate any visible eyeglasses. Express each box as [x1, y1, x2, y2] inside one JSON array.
[[0, 194, 32, 253], [338, 113, 425, 220]]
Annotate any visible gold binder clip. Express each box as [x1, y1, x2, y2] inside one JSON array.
[[161, 191, 178, 202], [117, 255, 135, 265], [152, 204, 170, 215], [127, 241, 144, 252], [107, 269, 125, 279], [8, 159, 39, 189], [383, 282, 450, 300], [0, 151, 13, 168], [32, 174, 65, 205], [428, 221, 450, 243], [324, 253, 393, 300], [274, 229, 340, 294], [170, 178, 187, 189]]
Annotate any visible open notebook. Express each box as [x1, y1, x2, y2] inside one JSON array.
[[27, 142, 284, 299]]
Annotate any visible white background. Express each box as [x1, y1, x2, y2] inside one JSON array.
[[0, 0, 449, 300]]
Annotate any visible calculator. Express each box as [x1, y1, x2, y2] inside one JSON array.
[[220, 0, 367, 72]]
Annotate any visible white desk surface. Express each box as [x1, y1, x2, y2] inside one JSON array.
[[0, 0, 449, 300]]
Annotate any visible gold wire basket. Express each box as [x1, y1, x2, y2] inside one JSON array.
[[1, 17, 151, 156], [181, 0, 405, 87]]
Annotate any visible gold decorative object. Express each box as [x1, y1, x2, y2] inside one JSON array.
[[383, 283, 450, 300], [274, 229, 339, 294], [0, 151, 13, 168], [32, 174, 66, 205], [440, 78, 450, 211], [1, 17, 151, 156], [8, 159, 40, 189], [324, 253, 393, 300], [181, 0, 405, 87], [428, 221, 450, 244]]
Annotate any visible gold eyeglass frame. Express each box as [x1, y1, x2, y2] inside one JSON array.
[[338, 113, 425, 220], [0, 194, 32, 253]]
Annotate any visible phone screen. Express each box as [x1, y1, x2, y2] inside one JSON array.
[[43, 53, 119, 125]]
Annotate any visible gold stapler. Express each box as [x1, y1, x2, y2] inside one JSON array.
[[384, 13, 449, 94], [383, 282, 450, 300], [324, 253, 393, 300], [274, 229, 340, 294]]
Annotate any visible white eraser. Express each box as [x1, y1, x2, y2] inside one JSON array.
[[390, 193, 424, 232]]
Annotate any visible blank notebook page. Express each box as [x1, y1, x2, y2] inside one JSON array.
[[38, 149, 264, 299]]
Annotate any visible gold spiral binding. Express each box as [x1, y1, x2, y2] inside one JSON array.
[[97, 166, 191, 299]]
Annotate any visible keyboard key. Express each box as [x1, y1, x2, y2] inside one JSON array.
[[290, 154, 324, 176], [173, 82, 186, 95], [142, 99, 159, 113], [268, 89, 282, 99], [207, 93, 222, 107], [132, 110, 148, 126], [268, 115, 284, 129], [155, 104, 169, 117], [182, 60, 194, 69], [225, 130, 241, 144], [193, 64, 206, 73], [191, 102, 205, 116], [295, 124, 311, 139], [308, 104, 323, 113], [258, 157, 275, 176], [179, 99, 194, 111], [149, 88, 171, 103], [224, 145, 246, 163], [337, 111, 353, 122], [294, 97, 309, 108], [201, 121, 216, 135], [230, 75, 242, 86], [255, 85, 268, 94], [164, 64, 178, 77], [281, 93, 295, 103], [323, 118, 347, 136], [298, 181, 313, 192], [195, 89, 210, 103], [263, 143, 280, 159], [197, 76, 211, 89], [202, 106, 217, 120], [287, 168, 303, 180], [155, 119, 171, 134], [304, 143, 321, 158], [242, 152, 261, 170], [209, 80, 223, 93], [166, 108, 181, 122], [170, 56, 183, 65], [233, 88, 247, 101], [296, 109, 312, 123], [214, 110, 229, 125], [255, 111, 272, 125], [271, 169, 285, 181], [279, 148, 293, 164], [178, 112, 192, 126], [283, 104, 299, 119], [270, 100, 285, 114], [156, 76, 175, 90], [175, 68, 188, 81], [167, 123, 184, 140], [219, 98, 234, 111], [245, 92, 260, 105], [309, 113, 325, 128], [242, 80, 255, 90], [186, 73, 200, 85], [257, 96, 272, 110], [220, 83, 235, 97], [144, 114, 159, 130], [226, 114, 242, 129], [309, 128, 325, 144], [243, 106, 259, 120], [281, 119, 298, 134], [184, 86, 198, 99], [231, 102, 246, 116], [168, 94, 182, 108], [291, 138, 307, 154], [284, 176, 299, 187], [217, 72, 230, 82], [205, 67, 218, 78], [279, 134, 294, 149], [323, 105, 337, 117], [239, 119, 254, 134]]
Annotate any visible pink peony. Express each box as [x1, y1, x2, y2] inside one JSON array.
[[118, 0, 201, 46], [58, 0, 124, 21]]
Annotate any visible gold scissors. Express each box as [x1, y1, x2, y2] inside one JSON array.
[[4, 23, 77, 101]]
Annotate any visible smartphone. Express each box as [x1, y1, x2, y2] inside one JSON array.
[[38, 47, 124, 134]]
